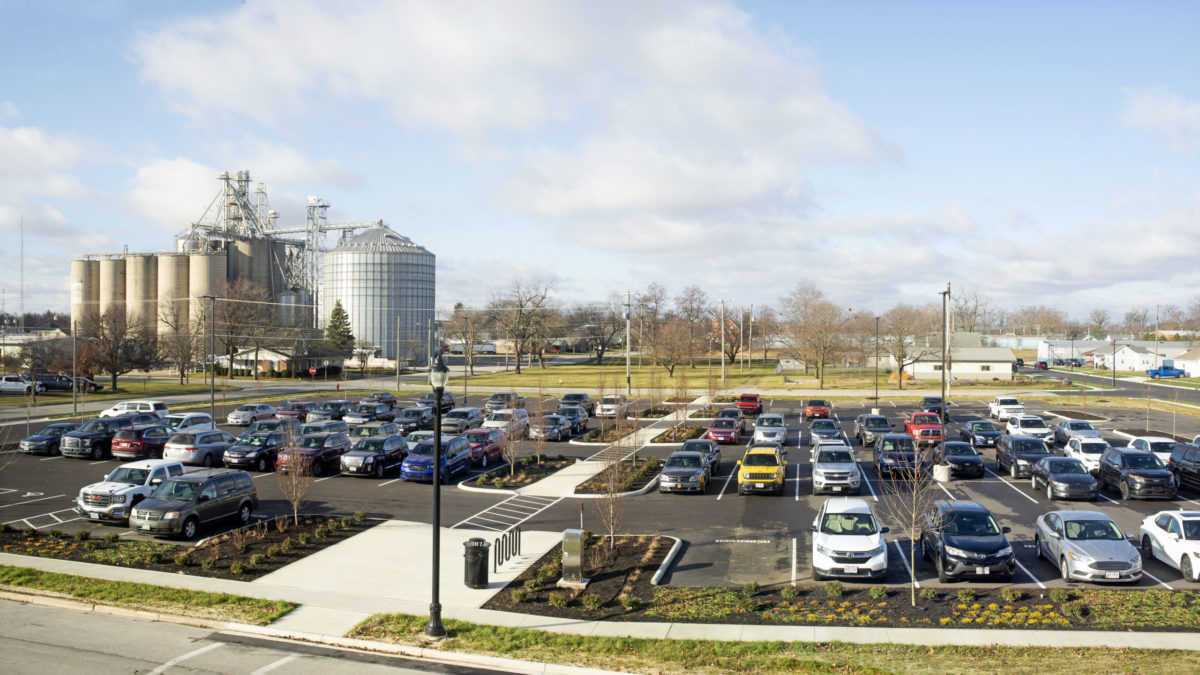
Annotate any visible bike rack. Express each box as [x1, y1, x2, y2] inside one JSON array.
[[493, 525, 521, 573]]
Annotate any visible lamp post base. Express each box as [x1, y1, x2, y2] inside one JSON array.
[[425, 602, 445, 639]]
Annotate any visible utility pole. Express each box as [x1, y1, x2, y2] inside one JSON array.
[[738, 309, 745, 372], [202, 295, 217, 422], [748, 304, 754, 369], [394, 315, 401, 392], [719, 299, 728, 385], [939, 283, 950, 413], [1154, 304, 1160, 370], [71, 320, 77, 417], [624, 291, 632, 395], [873, 316, 880, 402]]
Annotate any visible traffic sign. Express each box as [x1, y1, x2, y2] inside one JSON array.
[[309, 367, 317, 375]]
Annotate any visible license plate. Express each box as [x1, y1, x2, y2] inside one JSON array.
[[140, 523, 150, 530], [843, 565, 858, 574], [975, 567, 989, 575], [89, 512, 103, 520], [832, 486, 842, 491], [1105, 571, 1120, 579], [755, 482, 764, 488]]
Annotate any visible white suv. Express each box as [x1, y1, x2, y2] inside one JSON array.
[[809, 497, 888, 581], [162, 412, 216, 434], [1005, 414, 1052, 441], [596, 395, 628, 418], [100, 399, 168, 418]]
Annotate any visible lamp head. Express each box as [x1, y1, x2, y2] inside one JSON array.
[[429, 354, 449, 390]]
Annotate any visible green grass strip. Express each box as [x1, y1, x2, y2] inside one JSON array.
[[349, 612, 1200, 674], [0, 565, 294, 625]]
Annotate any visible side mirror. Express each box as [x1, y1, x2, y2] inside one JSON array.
[[1126, 531, 1136, 540], [880, 527, 890, 534], [1169, 532, 1181, 541], [808, 525, 817, 532], [150, 478, 162, 486], [198, 494, 210, 503], [1001, 526, 1012, 534], [736, 460, 742, 466]]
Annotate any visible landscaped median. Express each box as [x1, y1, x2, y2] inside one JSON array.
[[0, 564, 294, 625]]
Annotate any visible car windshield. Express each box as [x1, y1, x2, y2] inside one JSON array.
[[1125, 454, 1164, 469], [865, 418, 890, 430], [820, 512, 877, 535], [562, 394, 583, 402], [248, 420, 279, 431], [880, 439, 915, 453], [817, 450, 853, 464], [1077, 442, 1107, 454], [601, 397, 620, 405], [163, 417, 186, 429], [464, 431, 489, 443], [1069, 422, 1095, 431], [42, 426, 70, 437], [353, 405, 375, 414], [1049, 460, 1088, 474], [742, 453, 779, 467], [969, 422, 997, 432], [943, 444, 977, 456], [114, 430, 141, 440], [287, 403, 309, 411], [296, 436, 326, 449], [540, 416, 563, 425], [1064, 519, 1123, 541], [79, 419, 109, 433], [758, 417, 784, 428], [353, 439, 385, 452], [446, 410, 468, 418], [409, 442, 434, 457], [170, 434, 196, 445], [680, 441, 711, 453], [351, 426, 377, 437], [998, 399, 1019, 406], [489, 394, 506, 401], [666, 455, 703, 469], [317, 402, 343, 412], [1014, 440, 1050, 454], [151, 480, 197, 501], [245, 434, 272, 447], [717, 410, 739, 419], [812, 420, 837, 431], [489, 413, 512, 422], [399, 410, 424, 419], [236, 404, 257, 412], [808, 401, 827, 407], [558, 407, 580, 416], [944, 513, 1000, 536], [1149, 441, 1176, 453], [924, 398, 944, 405], [1184, 521, 1200, 541], [1021, 418, 1047, 429], [712, 419, 736, 429], [106, 467, 150, 485]]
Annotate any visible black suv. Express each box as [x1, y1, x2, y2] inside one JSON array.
[[1098, 447, 1177, 500], [129, 468, 258, 540], [223, 431, 287, 472], [60, 414, 156, 459], [417, 391, 456, 413], [921, 396, 947, 422], [996, 434, 1053, 478], [873, 434, 920, 479], [920, 500, 1015, 582], [1169, 443, 1200, 491]]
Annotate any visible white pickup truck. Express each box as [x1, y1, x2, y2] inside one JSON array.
[[988, 396, 1025, 421], [76, 459, 186, 523], [0, 375, 45, 395]]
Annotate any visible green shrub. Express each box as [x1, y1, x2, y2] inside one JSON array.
[[280, 537, 294, 552], [1001, 587, 1024, 603], [297, 533, 311, 545], [22, 527, 37, 537], [46, 529, 63, 538], [824, 582, 844, 599], [0, 523, 11, 533], [780, 584, 799, 599], [548, 592, 568, 608], [868, 586, 889, 599], [956, 588, 976, 603], [326, 520, 340, 532], [1049, 588, 1072, 604], [352, 511, 365, 522], [739, 596, 760, 612], [741, 582, 759, 598], [201, 557, 217, 569], [539, 563, 559, 579], [523, 578, 541, 593], [104, 533, 120, 544], [919, 587, 938, 601], [620, 596, 642, 611], [266, 545, 281, 557], [340, 517, 352, 529], [83, 540, 100, 550], [73, 530, 90, 541], [581, 594, 603, 611], [510, 589, 528, 603], [174, 552, 190, 566], [1060, 601, 1090, 620], [314, 526, 328, 538]]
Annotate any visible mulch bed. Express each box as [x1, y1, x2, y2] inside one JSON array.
[[486, 536, 1200, 631], [580, 425, 638, 442], [471, 457, 574, 489], [0, 514, 379, 581], [651, 425, 706, 443], [632, 407, 673, 419], [574, 457, 662, 494]]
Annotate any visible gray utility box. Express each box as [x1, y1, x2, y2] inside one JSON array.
[[557, 529, 589, 589]]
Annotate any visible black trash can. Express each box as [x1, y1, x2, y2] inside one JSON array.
[[463, 537, 491, 589]]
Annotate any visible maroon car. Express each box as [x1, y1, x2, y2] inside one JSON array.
[[110, 425, 171, 460], [276, 432, 352, 476], [464, 428, 506, 467], [276, 400, 315, 421]]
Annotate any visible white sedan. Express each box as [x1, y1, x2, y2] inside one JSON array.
[[227, 403, 277, 426], [1062, 437, 1109, 474], [1127, 436, 1178, 465], [1140, 510, 1200, 581]]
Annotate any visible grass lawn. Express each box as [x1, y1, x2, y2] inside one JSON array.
[[349, 611, 1200, 674], [0, 565, 294, 624], [0, 380, 219, 409]]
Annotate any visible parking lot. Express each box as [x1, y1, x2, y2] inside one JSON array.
[[3, 391, 1200, 592]]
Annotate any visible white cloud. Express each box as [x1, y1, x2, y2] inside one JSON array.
[[0, 102, 19, 122], [1121, 86, 1200, 155], [0, 124, 86, 200], [215, 140, 361, 190], [127, 158, 219, 233]]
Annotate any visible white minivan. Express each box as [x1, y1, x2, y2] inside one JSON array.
[[100, 399, 169, 419]]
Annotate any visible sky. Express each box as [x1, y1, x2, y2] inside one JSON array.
[[1, 0, 1197, 319]]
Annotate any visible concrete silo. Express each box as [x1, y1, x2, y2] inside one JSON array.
[[98, 257, 126, 317], [70, 258, 100, 328], [156, 253, 190, 336], [125, 253, 158, 331], [322, 225, 435, 361], [188, 251, 228, 324]]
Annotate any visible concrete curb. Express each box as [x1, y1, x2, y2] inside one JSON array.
[[456, 481, 519, 496], [650, 536, 682, 586], [566, 474, 661, 500], [0, 588, 232, 630]]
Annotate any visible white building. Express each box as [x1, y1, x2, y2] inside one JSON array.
[[910, 347, 1017, 381]]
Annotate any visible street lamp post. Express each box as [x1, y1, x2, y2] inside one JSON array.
[[201, 295, 218, 422], [426, 354, 450, 639], [874, 316, 880, 401]]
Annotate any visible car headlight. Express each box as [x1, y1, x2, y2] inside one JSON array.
[[1051, 480, 1066, 487], [1067, 550, 1093, 563], [881, 457, 895, 464], [944, 545, 971, 558], [1016, 459, 1029, 466], [815, 543, 833, 556], [866, 545, 885, 557], [1130, 550, 1142, 564], [163, 512, 181, 520], [995, 545, 1012, 558], [111, 494, 126, 504], [742, 472, 751, 479], [1129, 475, 1147, 484]]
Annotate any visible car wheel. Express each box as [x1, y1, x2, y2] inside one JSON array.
[[1046, 483, 1053, 500], [1030, 476, 1037, 490], [1034, 533, 1043, 560], [481, 453, 489, 468], [202, 453, 214, 468], [312, 460, 324, 477], [1183, 556, 1195, 581], [181, 517, 199, 540], [374, 462, 384, 479], [1120, 481, 1130, 500], [936, 555, 950, 583], [1010, 462, 1018, 478], [239, 504, 251, 525], [91, 444, 102, 460], [255, 457, 267, 472], [1059, 556, 1071, 581], [811, 564, 824, 582]]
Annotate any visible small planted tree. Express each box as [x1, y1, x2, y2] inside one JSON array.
[[877, 455, 944, 606], [277, 461, 315, 526]]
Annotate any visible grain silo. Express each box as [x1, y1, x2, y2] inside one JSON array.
[[322, 224, 435, 360], [125, 253, 158, 331], [230, 238, 271, 292], [70, 258, 100, 328], [188, 251, 228, 323], [156, 253, 190, 336], [98, 257, 126, 317]]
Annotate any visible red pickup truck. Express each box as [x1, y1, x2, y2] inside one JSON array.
[[737, 394, 763, 416], [904, 412, 944, 447]]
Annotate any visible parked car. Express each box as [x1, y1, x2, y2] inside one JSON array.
[[442, 407, 485, 434], [1053, 419, 1104, 445], [222, 431, 287, 472], [1126, 436, 1179, 465], [679, 439, 721, 473], [484, 392, 525, 413], [60, 415, 147, 460], [931, 441, 985, 479], [37, 373, 101, 392], [161, 412, 216, 434], [76, 459, 186, 524], [129, 468, 257, 540], [1005, 414, 1052, 442], [1034, 510, 1141, 583], [659, 450, 712, 494], [853, 414, 891, 446], [807, 418, 842, 445], [959, 420, 1001, 447], [350, 421, 401, 440], [395, 406, 435, 434], [0, 374, 45, 395], [359, 392, 397, 409], [18, 422, 80, 455], [110, 425, 171, 461], [240, 417, 299, 441], [753, 413, 789, 445], [99, 399, 168, 418], [530, 415, 572, 442], [227, 403, 277, 426], [305, 400, 353, 422], [406, 430, 438, 445], [597, 395, 629, 418], [463, 428, 506, 467], [715, 407, 746, 433], [1140, 510, 1200, 581], [903, 411, 945, 447], [400, 436, 472, 482], [873, 434, 920, 479], [343, 402, 395, 425], [706, 418, 741, 444], [1168, 443, 1200, 491], [277, 432, 352, 476], [996, 435, 1053, 478], [417, 390, 456, 414], [1062, 437, 1109, 475], [559, 392, 595, 415], [1031, 456, 1100, 501], [804, 399, 831, 421], [1097, 447, 1177, 500], [298, 419, 350, 436], [809, 498, 888, 581], [737, 393, 763, 416], [482, 408, 530, 439], [736, 445, 787, 495], [921, 500, 1015, 582], [920, 396, 947, 422], [812, 446, 862, 495], [275, 400, 315, 421], [340, 435, 408, 478], [163, 429, 238, 467], [555, 405, 589, 434], [988, 396, 1024, 421]]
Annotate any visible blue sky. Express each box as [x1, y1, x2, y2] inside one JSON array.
[[1, 1, 1197, 319]]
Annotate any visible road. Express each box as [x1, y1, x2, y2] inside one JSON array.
[[0, 599, 511, 674]]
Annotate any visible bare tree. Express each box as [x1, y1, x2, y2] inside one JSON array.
[[779, 283, 848, 389], [879, 304, 937, 390], [1124, 308, 1150, 338], [650, 317, 691, 377], [876, 461, 944, 606], [673, 285, 710, 367], [158, 301, 199, 384], [635, 282, 668, 365], [949, 286, 992, 333], [79, 307, 160, 389], [570, 299, 625, 366], [488, 278, 554, 375], [276, 462, 315, 526], [1087, 308, 1111, 337], [754, 306, 779, 363], [243, 294, 281, 381], [592, 419, 629, 564], [213, 279, 271, 379], [353, 340, 377, 375], [445, 303, 484, 375], [528, 304, 565, 369]]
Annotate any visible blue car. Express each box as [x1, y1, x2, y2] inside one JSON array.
[[960, 420, 1001, 447], [400, 436, 472, 483]]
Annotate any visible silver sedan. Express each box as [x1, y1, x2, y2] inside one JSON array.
[[1053, 419, 1104, 445], [1034, 510, 1142, 583]]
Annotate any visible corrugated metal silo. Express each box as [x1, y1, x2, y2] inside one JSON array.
[[322, 225, 435, 360], [269, 239, 288, 296], [125, 253, 158, 331], [98, 257, 126, 317], [189, 252, 228, 323], [70, 258, 100, 328], [156, 253, 190, 336]]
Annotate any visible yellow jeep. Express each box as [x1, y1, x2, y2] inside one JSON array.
[[736, 445, 787, 495]]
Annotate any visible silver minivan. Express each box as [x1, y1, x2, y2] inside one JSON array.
[[163, 429, 238, 467]]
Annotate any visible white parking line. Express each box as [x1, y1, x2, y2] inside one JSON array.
[[1142, 569, 1174, 590], [149, 642, 223, 674], [891, 540, 919, 588], [794, 464, 801, 501], [983, 468, 1041, 504], [0, 494, 65, 510], [88, 459, 114, 465], [378, 478, 403, 487], [1014, 559, 1046, 589], [314, 474, 340, 483], [716, 469, 735, 500], [39, 456, 63, 462], [249, 654, 302, 675]]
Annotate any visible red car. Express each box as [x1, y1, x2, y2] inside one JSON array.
[[805, 399, 831, 421], [110, 425, 170, 460], [706, 418, 742, 444], [464, 428, 506, 467], [737, 394, 763, 416], [276, 400, 314, 421], [715, 408, 746, 433]]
